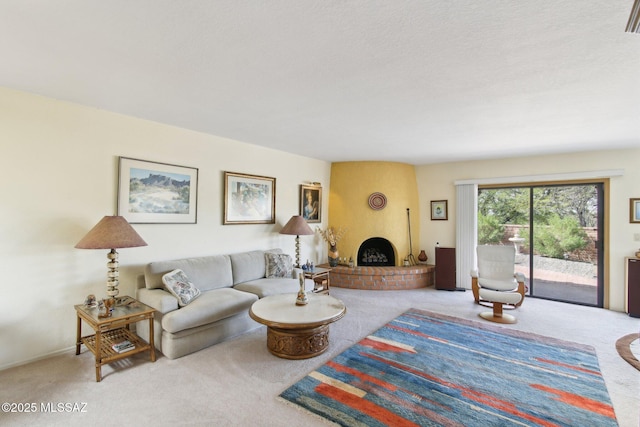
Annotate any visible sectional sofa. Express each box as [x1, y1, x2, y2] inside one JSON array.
[[136, 248, 313, 359]]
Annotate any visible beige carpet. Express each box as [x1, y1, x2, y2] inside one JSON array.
[[1, 287, 639, 427]]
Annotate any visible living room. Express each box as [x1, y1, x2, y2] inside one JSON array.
[[3, 85, 640, 423], [1, 2, 640, 426], [3, 85, 639, 366]]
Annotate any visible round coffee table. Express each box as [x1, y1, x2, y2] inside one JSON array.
[[249, 293, 346, 359]]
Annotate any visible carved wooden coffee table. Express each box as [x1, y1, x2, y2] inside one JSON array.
[[249, 293, 346, 359]]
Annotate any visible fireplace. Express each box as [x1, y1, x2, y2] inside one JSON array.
[[358, 237, 395, 266], [327, 237, 434, 290]]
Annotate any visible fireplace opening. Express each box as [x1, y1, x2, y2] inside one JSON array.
[[358, 237, 396, 266]]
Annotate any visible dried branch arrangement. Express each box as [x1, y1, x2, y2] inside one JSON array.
[[316, 226, 347, 247]]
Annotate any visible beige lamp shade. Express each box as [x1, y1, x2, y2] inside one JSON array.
[[280, 215, 314, 236], [75, 216, 147, 307], [75, 216, 147, 249]]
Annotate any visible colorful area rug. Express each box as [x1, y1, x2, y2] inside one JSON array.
[[280, 309, 617, 426]]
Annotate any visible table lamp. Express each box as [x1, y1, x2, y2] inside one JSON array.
[[75, 216, 147, 314], [280, 215, 313, 268]]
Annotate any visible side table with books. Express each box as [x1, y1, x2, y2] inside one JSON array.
[[75, 296, 156, 382], [303, 267, 332, 294]]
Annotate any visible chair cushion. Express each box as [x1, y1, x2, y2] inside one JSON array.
[[477, 245, 516, 281], [478, 277, 519, 292], [479, 288, 523, 305]]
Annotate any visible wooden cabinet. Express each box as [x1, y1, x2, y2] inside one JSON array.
[[625, 257, 640, 317], [435, 247, 456, 290]]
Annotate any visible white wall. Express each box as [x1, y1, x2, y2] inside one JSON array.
[[0, 88, 331, 370], [416, 149, 640, 312]]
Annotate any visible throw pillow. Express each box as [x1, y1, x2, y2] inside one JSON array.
[[162, 269, 201, 307], [265, 253, 293, 278]]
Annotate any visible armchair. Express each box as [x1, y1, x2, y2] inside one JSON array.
[[471, 245, 525, 324]]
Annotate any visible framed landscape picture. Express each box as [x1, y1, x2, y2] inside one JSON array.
[[300, 185, 321, 223], [631, 198, 640, 223], [430, 200, 448, 220], [224, 171, 276, 224], [117, 157, 198, 224]]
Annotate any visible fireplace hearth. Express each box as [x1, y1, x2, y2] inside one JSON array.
[[326, 264, 434, 290]]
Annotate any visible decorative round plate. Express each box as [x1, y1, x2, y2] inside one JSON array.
[[368, 192, 387, 210]]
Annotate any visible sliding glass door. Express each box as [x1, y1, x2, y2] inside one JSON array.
[[478, 183, 603, 307]]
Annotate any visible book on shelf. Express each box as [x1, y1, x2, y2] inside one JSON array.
[[112, 340, 135, 353]]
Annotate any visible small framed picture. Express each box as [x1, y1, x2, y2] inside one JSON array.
[[431, 200, 448, 221], [631, 198, 640, 223], [118, 157, 198, 224], [224, 171, 276, 224], [300, 185, 322, 223]]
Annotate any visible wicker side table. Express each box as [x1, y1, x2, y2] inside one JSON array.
[[304, 267, 332, 294], [75, 296, 156, 382]]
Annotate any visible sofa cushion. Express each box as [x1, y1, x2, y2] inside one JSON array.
[[233, 277, 314, 299], [145, 254, 233, 292], [265, 253, 293, 278], [162, 269, 201, 307], [230, 249, 282, 285], [161, 288, 258, 333]]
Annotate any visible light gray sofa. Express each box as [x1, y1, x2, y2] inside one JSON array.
[[136, 249, 313, 359]]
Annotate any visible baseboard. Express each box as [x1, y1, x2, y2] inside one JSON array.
[[1, 323, 142, 372], [0, 345, 75, 372]]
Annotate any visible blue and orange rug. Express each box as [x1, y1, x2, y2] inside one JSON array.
[[280, 309, 618, 426]]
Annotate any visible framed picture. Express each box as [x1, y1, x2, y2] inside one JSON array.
[[300, 185, 322, 223], [224, 171, 276, 224], [118, 157, 198, 224], [430, 200, 448, 220], [631, 198, 640, 223]]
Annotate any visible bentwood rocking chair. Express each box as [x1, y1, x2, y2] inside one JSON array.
[[471, 245, 525, 324]]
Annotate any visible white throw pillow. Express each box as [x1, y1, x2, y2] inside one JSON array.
[[265, 253, 293, 278], [162, 269, 201, 306]]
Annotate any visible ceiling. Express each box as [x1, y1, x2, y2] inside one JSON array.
[[1, 1, 639, 165]]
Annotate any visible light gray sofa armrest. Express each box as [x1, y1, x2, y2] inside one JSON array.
[[470, 269, 478, 278], [137, 288, 179, 314]]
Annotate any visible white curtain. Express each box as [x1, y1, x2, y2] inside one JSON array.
[[456, 184, 477, 289]]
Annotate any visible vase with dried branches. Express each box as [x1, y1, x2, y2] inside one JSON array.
[[317, 226, 347, 267]]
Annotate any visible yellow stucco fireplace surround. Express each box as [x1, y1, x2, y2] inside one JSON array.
[[326, 161, 434, 290]]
